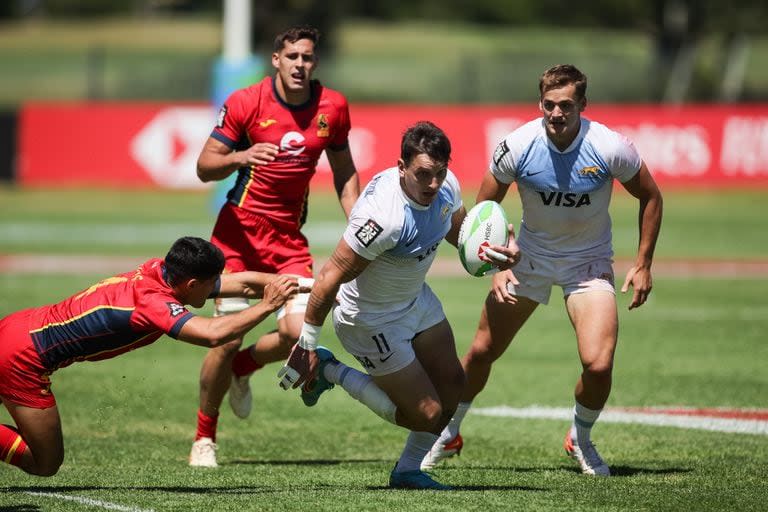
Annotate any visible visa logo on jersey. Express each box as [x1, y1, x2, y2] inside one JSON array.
[[538, 191, 591, 207]]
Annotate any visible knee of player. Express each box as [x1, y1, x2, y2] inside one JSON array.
[[277, 330, 299, 346], [213, 337, 244, 353], [410, 401, 444, 432], [583, 359, 614, 378], [33, 455, 63, 477], [465, 342, 500, 365]]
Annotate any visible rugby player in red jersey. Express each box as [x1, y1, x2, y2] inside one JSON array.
[[0, 237, 304, 476], [190, 25, 360, 466]]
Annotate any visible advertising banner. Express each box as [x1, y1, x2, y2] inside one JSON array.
[[19, 102, 768, 189]]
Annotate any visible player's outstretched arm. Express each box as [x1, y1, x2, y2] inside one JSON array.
[[177, 275, 298, 347], [218, 272, 313, 299]]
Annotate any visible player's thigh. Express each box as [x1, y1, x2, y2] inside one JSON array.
[[473, 293, 538, 358], [276, 300, 306, 341], [4, 400, 63, 470], [412, 319, 464, 396], [565, 290, 618, 366]]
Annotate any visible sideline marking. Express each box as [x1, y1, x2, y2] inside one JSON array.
[[471, 406, 768, 436], [25, 491, 155, 512]]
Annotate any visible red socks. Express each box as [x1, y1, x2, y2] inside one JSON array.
[[231, 346, 264, 377], [195, 410, 218, 442], [0, 424, 27, 467]]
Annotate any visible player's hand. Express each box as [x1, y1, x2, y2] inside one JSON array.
[[277, 344, 318, 390], [239, 142, 279, 167], [483, 224, 521, 271], [621, 264, 653, 310], [490, 268, 520, 304], [261, 275, 299, 312]]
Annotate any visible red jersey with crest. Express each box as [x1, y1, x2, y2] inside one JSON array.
[[211, 76, 351, 229], [26, 258, 213, 371]]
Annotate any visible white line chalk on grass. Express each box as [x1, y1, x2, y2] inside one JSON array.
[[471, 406, 768, 436], [25, 491, 155, 512]]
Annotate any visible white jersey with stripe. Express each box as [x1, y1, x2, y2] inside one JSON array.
[[490, 117, 641, 259], [338, 167, 463, 323]]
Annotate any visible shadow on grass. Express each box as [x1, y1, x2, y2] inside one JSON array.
[[605, 465, 692, 477], [0, 506, 42, 512], [366, 484, 546, 492], [4, 485, 336, 497], [436, 464, 692, 477], [228, 457, 388, 466]]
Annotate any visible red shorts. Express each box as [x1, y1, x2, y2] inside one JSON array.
[[0, 310, 56, 409], [211, 203, 313, 277]]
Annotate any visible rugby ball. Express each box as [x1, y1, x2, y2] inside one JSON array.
[[458, 200, 510, 277]]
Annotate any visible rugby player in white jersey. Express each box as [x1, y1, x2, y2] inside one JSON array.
[[423, 64, 663, 476], [277, 121, 519, 490]]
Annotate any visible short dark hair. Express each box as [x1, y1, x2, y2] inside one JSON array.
[[273, 25, 320, 52], [400, 121, 452, 167], [539, 64, 587, 100], [164, 237, 225, 286]]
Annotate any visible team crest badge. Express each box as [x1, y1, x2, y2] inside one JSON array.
[[355, 219, 383, 247], [317, 114, 329, 137], [578, 165, 601, 177], [216, 106, 227, 128], [493, 140, 510, 166], [441, 204, 451, 220], [166, 302, 186, 317]]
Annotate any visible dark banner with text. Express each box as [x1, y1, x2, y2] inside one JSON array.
[[19, 102, 768, 189]]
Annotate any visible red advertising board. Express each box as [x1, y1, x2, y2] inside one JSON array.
[[18, 102, 768, 189]]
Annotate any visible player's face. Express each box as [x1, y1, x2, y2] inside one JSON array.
[[272, 38, 317, 99], [398, 153, 448, 206], [539, 83, 585, 148], [186, 276, 219, 309]]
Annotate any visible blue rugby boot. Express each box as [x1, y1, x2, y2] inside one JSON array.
[[389, 468, 453, 490], [300, 346, 337, 407]]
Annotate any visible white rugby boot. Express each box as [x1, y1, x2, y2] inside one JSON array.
[[189, 437, 218, 467], [563, 432, 610, 476], [228, 374, 253, 419], [420, 433, 463, 470]]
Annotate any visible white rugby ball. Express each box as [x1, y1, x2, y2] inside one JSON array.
[[458, 200, 510, 277]]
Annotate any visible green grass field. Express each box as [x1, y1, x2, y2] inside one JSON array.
[[0, 187, 767, 511]]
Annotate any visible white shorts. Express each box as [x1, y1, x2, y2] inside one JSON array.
[[332, 284, 445, 376], [511, 252, 615, 305]]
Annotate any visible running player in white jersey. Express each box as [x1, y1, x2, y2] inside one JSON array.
[[277, 121, 519, 490], [423, 64, 663, 476]]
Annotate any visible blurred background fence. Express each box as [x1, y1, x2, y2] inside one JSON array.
[[1, 0, 767, 106]]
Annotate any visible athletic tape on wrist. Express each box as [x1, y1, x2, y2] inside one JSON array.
[[297, 322, 322, 351]]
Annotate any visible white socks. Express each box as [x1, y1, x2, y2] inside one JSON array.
[[394, 431, 440, 473], [436, 401, 471, 443], [571, 401, 602, 445], [324, 361, 397, 424]]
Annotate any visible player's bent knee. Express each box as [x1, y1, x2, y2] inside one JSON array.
[[404, 402, 443, 432], [465, 342, 502, 366], [30, 454, 63, 477]]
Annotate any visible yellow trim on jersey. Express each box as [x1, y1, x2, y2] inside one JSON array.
[[29, 305, 135, 333], [237, 165, 255, 207], [4, 436, 22, 463], [79, 331, 158, 361]]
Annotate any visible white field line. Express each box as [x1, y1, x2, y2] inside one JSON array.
[[24, 491, 155, 512], [471, 406, 768, 436]]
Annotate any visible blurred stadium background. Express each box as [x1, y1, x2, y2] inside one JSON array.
[[1, 0, 767, 105]]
